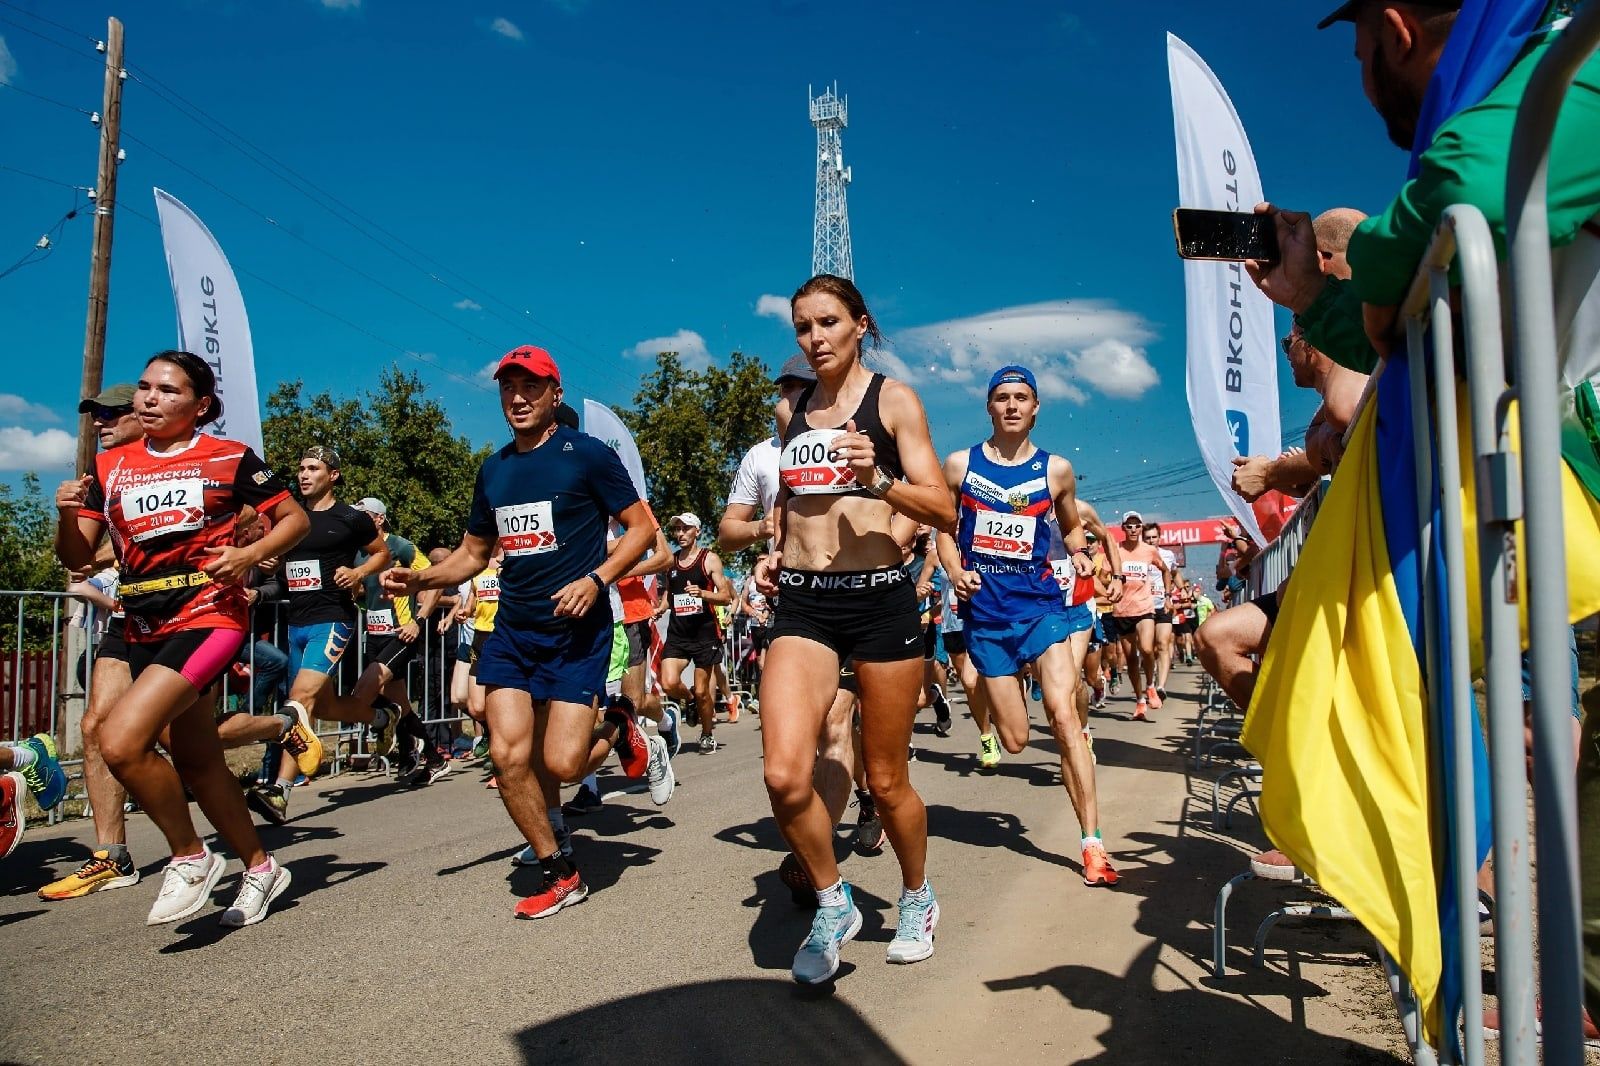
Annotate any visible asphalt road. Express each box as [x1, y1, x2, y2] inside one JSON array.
[[1, 666, 1403, 1065]]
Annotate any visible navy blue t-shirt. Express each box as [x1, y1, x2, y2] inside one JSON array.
[[466, 426, 641, 632]]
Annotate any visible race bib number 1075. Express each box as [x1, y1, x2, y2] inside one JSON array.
[[496, 502, 557, 556]]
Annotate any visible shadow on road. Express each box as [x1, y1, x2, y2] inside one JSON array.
[[158, 851, 386, 954], [510, 977, 909, 1065], [987, 941, 1402, 1064]]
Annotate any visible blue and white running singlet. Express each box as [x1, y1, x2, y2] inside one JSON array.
[[955, 445, 1064, 626]]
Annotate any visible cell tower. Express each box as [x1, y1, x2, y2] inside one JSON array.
[[809, 83, 854, 280]]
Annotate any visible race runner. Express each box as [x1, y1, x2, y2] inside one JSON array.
[[54, 350, 310, 927], [658, 513, 732, 754], [245, 446, 391, 824], [383, 344, 667, 919], [38, 384, 152, 900], [937, 364, 1120, 886], [1110, 511, 1170, 721], [1143, 522, 1180, 701], [756, 274, 955, 984]]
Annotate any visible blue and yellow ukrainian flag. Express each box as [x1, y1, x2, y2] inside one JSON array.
[[1242, 353, 1600, 1048]]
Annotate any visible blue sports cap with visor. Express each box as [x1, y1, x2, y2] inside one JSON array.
[[987, 365, 1038, 398]]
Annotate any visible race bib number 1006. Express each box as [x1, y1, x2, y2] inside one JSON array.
[[496, 502, 557, 557], [119, 478, 205, 544], [780, 429, 857, 495]]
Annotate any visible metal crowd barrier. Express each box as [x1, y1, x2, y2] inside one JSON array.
[[0, 588, 473, 816], [1243, 478, 1328, 600]]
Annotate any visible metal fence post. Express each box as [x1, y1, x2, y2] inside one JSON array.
[[1504, 9, 1600, 1061]]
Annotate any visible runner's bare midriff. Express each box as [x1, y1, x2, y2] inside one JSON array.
[[781, 493, 902, 572]]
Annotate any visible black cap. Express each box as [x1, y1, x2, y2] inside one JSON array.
[[1317, 0, 1460, 30], [554, 402, 580, 430]]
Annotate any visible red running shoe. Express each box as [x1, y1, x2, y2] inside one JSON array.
[[726, 697, 740, 724], [0, 773, 24, 860], [1083, 840, 1119, 886], [514, 870, 589, 919], [1133, 700, 1148, 721], [1146, 686, 1163, 711], [605, 699, 649, 778]]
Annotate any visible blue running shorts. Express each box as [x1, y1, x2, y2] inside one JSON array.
[[475, 617, 610, 706], [966, 611, 1077, 679], [287, 621, 353, 678]]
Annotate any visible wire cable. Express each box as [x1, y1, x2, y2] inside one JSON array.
[[0, 79, 94, 116]]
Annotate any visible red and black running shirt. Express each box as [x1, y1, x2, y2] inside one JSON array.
[[81, 433, 291, 641]]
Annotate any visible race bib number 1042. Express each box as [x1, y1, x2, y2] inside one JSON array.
[[119, 478, 205, 544]]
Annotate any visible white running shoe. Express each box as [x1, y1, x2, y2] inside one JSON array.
[[792, 883, 863, 985], [887, 884, 940, 965], [219, 857, 292, 927], [146, 847, 225, 926], [646, 733, 675, 806]]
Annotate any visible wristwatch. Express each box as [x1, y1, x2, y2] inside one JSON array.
[[865, 468, 895, 497]]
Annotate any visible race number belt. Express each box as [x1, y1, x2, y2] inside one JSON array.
[[120, 571, 213, 597]]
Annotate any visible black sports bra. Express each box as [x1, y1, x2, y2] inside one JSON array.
[[780, 373, 904, 499]]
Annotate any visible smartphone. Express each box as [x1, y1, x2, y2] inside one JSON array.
[[1172, 208, 1279, 263]]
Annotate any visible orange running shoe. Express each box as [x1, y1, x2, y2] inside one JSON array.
[[1133, 700, 1148, 721], [1146, 686, 1163, 711], [726, 697, 740, 724], [1082, 840, 1119, 886], [514, 869, 589, 919]]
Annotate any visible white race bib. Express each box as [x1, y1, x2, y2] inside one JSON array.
[[286, 558, 323, 592], [366, 608, 395, 635], [476, 574, 500, 602], [496, 502, 557, 556], [673, 592, 703, 617], [779, 429, 858, 495], [1050, 559, 1075, 591], [119, 478, 205, 544], [971, 511, 1037, 560]]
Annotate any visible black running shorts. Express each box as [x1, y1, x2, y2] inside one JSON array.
[[1110, 614, 1154, 640], [94, 616, 129, 663], [366, 634, 418, 675], [661, 636, 722, 669], [1154, 609, 1173, 626], [942, 629, 967, 657], [769, 566, 922, 663], [624, 620, 652, 668], [1249, 590, 1282, 628]]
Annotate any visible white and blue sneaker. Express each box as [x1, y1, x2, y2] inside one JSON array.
[[886, 882, 939, 964], [512, 825, 574, 865], [660, 706, 681, 757], [792, 882, 863, 985]]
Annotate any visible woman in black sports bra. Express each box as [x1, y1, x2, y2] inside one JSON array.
[[753, 273, 955, 985]]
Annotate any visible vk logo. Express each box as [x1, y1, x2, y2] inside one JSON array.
[[1226, 410, 1250, 455]]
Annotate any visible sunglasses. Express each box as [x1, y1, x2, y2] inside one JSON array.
[[91, 405, 134, 421]]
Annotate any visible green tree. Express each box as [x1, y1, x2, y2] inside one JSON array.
[[262, 367, 491, 550], [622, 351, 776, 547], [0, 474, 69, 650]]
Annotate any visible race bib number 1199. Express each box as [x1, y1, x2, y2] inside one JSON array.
[[496, 502, 557, 557]]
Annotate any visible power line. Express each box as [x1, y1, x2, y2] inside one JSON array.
[[0, 163, 89, 191], [0, 79, 94, 116], [117, 200, 496, 395], [0, 0, 98, 44], [119, 65, 639, 390], [0, 11, 101, 63], [0, 195, 82, 281]]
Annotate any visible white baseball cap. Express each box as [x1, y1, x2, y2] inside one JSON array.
[[356, 498, 387, 517], [668, 512, 702, 530]]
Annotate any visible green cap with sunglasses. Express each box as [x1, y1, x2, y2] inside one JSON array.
[[77, 383, 135, 414]]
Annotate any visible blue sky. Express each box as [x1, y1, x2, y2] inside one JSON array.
[[1, 0, 1407, 568]]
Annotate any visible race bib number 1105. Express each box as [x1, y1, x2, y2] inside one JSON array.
[[496, 502, 557, 557]]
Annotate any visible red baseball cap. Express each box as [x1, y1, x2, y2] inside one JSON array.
[[493, 345, 561, 383]]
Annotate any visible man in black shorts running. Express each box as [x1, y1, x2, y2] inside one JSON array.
[[658, 513, 732, 754]]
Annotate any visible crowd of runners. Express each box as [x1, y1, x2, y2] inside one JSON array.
[[0, 271, 1240, 984]]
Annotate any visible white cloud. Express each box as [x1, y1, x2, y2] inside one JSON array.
[[478, 359, 500, 381], [490, 17, 525, 41], [453, 298, 483, 311], [0, 427, 73, 471], [625, 329, 712, 371], [0, 394, 59, 423], [864, 346, 916, 382], [894, 300, 1160, 403], [755, 294, 790, 321], [0, 36, 17, 85], [318, 0, 360, 8]]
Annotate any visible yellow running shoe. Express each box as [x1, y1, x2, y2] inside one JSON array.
[[978, 733, 1001, 769], [282, 700, 325, 779], [39, 849, 140, 900]]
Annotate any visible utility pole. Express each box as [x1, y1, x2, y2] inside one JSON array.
[[75, 17, 125, 477]]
